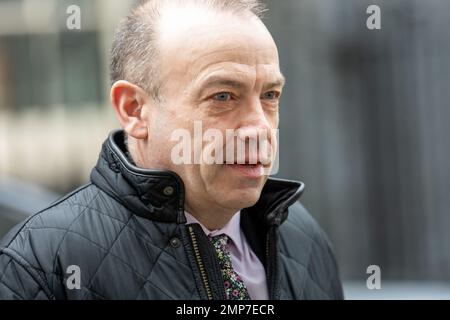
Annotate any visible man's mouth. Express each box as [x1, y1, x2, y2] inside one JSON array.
[[225, 162, 266, 178]]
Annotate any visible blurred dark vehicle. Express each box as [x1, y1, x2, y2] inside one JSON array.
[[0, 177, 60, 238]]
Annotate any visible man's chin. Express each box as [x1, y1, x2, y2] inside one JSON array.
[[218, 188, 263, 210]]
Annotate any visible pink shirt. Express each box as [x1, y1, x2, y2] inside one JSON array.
[[185, 211, 269, 300]]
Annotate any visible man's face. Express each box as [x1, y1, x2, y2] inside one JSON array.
[[145, 8, 284, 214]]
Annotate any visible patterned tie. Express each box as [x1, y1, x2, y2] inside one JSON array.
[[209, 234, 251, 300]]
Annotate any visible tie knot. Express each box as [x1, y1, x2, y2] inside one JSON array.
[[209, 234, 231, 267], [210, 234, 229, 247]]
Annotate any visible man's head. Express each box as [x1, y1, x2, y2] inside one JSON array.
[[110, 0, 285, 228]]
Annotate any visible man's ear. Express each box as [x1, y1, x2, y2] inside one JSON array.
[[110, 80, 150, 140]]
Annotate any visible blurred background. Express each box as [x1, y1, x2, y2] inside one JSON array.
[[0, 0, 449, 299]]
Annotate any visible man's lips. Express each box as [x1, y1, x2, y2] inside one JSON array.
[[225, 156, 271, 166], [225, 163, 265, 178]]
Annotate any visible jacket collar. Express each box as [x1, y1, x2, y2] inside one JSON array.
[[91, 130, 305, 226]]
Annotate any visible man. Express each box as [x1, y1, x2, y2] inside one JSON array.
[[0, 0, 343, 300]]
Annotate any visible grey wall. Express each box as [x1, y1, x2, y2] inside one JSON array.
[[266, 0, 450, 280]]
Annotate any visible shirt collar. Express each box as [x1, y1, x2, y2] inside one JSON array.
[[185, 210, 243, 252]]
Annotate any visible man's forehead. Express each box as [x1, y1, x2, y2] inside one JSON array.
[[157, 6, 279, 82], [188, 46, 280, 76]]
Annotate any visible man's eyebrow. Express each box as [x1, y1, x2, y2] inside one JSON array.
[[197, 73, 286, 91], [199, 75, 250, 90], [263, 74, 286, 90]]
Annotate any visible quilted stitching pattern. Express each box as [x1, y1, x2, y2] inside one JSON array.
[[278, 202, 344, 300], [0, 190, 343, 300], [0, 184, 197, 300], [0, 187, 343, 300]]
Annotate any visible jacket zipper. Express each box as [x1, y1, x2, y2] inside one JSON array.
[[188, 226, 213, 300]]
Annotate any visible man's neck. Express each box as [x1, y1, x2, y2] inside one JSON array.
[[185, 204, 238, 230]]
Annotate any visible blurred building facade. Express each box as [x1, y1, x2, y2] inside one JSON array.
[[265, 0, 450, 281], [0, 0, 449, 285], [0, 0, 130, 190]]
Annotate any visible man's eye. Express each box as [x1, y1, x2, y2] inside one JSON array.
[[212, 92, 232, 102], [262, 91, 280, 100]]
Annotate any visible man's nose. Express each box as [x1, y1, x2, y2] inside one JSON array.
[[236, 97, 274, 135], [233, 98, 276, 165]]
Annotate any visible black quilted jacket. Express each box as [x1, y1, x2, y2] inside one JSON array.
[[0, 130, 344, 300]]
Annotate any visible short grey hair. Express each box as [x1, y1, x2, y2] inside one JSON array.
[[109, 0, 267, 101]]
